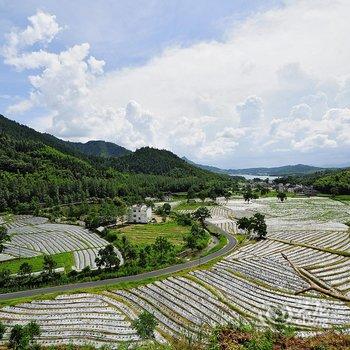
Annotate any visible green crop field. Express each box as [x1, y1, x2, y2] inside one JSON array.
[[0, 252, 74, 274], [111, 220, 190, 247]]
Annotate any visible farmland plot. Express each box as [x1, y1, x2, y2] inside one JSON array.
[[0, 216, 123, 271], [1, 197, 349, 347], [0, 293, 166, 348]]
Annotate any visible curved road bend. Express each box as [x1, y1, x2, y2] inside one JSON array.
[[0, 231, 236, 301]]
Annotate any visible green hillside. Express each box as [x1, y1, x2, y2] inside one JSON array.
[[0, 115, 83, 158], [0, 115, 234, 213], [278, 168, 350, 194], [313, 168, 350, 194], [67, 140, 131, 158], [115, 147, 218, 177]]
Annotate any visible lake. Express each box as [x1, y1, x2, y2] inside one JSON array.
[[230, 174, 280, 181]]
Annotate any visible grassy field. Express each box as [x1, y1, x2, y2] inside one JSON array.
[[318, 193, 350, 203], [260, 190, 299, 198], [0, 252, 74, 274], [171, 192, 188, 200], [111, 221, 190, 248]]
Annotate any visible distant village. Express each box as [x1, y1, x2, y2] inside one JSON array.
[[250, 179, 318, 196]]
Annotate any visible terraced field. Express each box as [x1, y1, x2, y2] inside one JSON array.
[[0, 215, 123, 272], [1, 197, 349, 348], [112, 221, 189, 247]]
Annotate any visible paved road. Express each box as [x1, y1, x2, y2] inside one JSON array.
[[0, 230, 236, 301]]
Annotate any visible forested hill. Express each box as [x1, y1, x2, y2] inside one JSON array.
[[0, 114, 83, 158], [114, 147, 217, 177], [278, 168, 350, 194], [0, 115, 129, 159], [0, 115, 234, 213], [67, 140, 131, 158]]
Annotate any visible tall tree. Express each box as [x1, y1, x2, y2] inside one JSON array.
[[18, 262, 33, 276], [9, 322, 40, 350], [42, 255, 57, 275], [277, 192, 287, 202], [237, 217, 253, 233], [192, 207, 211, 227], [152, 237, 175, 264], [95, 244, 120, 270], [132, 311, 158, 339], [0, 321, 5, 341], [184, 223, 208, 251], [251, 213, 267, 240], [243, 189, 253, 203], [237, 213, 267, 240], [0, 225, 10, 254]]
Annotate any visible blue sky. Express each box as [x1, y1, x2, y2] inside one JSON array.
[[1, 0, 349, 168], [0, 1, 281, 107]]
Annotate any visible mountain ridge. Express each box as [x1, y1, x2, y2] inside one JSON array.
[[0, 114, 233, 212], [66, 140, 131, 158], [182, 157, 331, 176]]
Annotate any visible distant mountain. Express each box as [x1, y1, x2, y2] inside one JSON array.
[[229, 164, 327, 176], [182, 157, 228, 174], [182, 157, 328, 176], [67, 140, 130, 158]]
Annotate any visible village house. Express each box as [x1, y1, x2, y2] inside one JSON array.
[[127, 204, 152, 224]]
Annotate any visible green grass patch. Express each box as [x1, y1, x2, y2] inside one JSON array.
[[0, 252, 74, 274], [110, 220, 189, 248], [260, 190, 298, 198], [201, 234, 227, 257], [170, 192, 188, 200], [332, 194, 350, 202], [325, 194, 350, 203]]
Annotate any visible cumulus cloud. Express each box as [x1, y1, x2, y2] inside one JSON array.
[[1, 10, 152, 148], [2, 11, 62, 69], [292, 134, 337, 152], [170, 116, 207, 148], [289, 103, 312, 119], [2, 1, 350, 166], [236, 96, 264, 127]]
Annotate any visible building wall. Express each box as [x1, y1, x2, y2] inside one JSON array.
[[127, 206, 152, 223]]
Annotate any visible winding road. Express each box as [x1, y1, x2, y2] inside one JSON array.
[[0, 230, 237, 301]]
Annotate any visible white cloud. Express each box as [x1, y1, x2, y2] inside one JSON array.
[[6, 99, 33, 114], [289, 103, 312, 119], [217, 127, 246, 140], [236, 96, 264, 127], [292, 134, 337, 152], [2, 2, 350, 166], [170, 116, 206, 147], [2, 10, 62, 69]]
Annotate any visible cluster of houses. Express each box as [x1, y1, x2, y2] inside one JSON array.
[[275, 183, 317, 196], [250, 180, 317, 196]]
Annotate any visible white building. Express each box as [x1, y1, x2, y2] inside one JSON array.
[[128, 204, 152, 224]]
